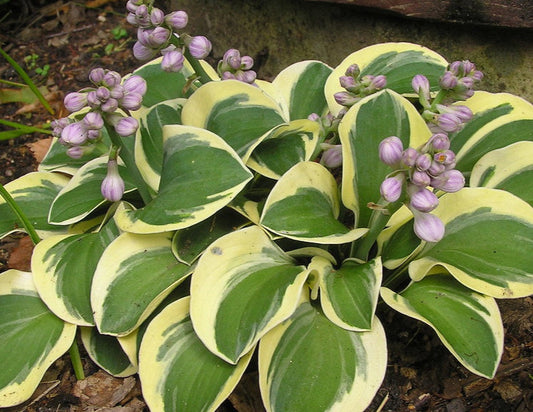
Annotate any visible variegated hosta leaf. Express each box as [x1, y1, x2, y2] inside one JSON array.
[[190, 225, 309, 364], [172, 208, 249, 265], [377, 205, 424, 270], [470, 141, 533, 206], [259, 299, 387, 412], [0, 171, 70, 240], [318, 257, 382, 331], [131, 56, 218, 107], [133, 99, 184, 191], [39, 128, 111, 174], [139, 297, 253, 412], [451, 91, 533, 173], [80, 327, 137, 377], [409, 187, 533, 298], [92, 232, 193, 336], [181, 79, 287, 161], [31, 218, 120, 326], [325, 42, 448, 115], [115, 124, 253, 234], [0, 270, 76, 407], [260, 161, 368, 244], [247, 119, 321, 180], [48, 157, 136, 225], [271, 60, 333, 120], [381, 274, 504, 378], [339, 89, 431, 227]]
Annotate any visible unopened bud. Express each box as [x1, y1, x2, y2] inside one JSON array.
[[188, 36, 212, 59], [101, 159, 125, 202], [379, 136, 403, 166], [115, 117, 139, 137]]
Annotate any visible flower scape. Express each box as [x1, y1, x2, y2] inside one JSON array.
[[0, 1, 533, 411]]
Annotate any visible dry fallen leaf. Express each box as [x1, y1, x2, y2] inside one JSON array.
[[72, 370, 137, 409], [28, 137, 53, 164], [7, 236, 34, 271]]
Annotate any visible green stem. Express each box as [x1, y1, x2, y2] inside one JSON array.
[[351, 206, 391, 261], [0, 183, 40, 245], [183, 48, 213, 84], [0, 46, 55, 115], [0, 183, 85, 380], [69, 339, 85, 380], [0, 119, 52, 135], [105, 124, 153, 204]]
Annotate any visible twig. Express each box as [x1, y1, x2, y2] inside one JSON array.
[[45, 24, 94, 39]]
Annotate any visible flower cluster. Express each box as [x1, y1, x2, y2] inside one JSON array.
[[334, 63, 387, 107], [379, 133, 464, 242], [52, 68, 147, 159], [127, 0, 212, 72], [413, 60, 482, 134], [216, 49, 257, 84]]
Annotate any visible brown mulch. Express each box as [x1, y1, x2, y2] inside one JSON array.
[[1, 1, 532, 411]]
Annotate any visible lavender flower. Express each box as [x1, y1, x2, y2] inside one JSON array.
[[320, 144, 343, 169], [161, 50, 185, 72], [378, 136, 403, 166], [61, 122, 88, 146], [115, 117, 139, 137], [101, 159, 125, 202], [188, 36, 212, 59], [411, 208, 445, 243], [64, 92, 88, 112], [380, 175, 404, 202], [409, 187, 439, 213], [165, 10, 188, 30]]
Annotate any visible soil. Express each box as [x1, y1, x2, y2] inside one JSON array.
[[0, 1, 532, 411]]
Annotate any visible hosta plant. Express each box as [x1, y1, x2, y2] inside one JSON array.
[[1, 2, 533, 411]]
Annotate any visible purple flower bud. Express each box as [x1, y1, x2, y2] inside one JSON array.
[[61, 122, 87, 145], [51, 117, 71, 136], [237, 70, 257, 84], [428, 160, 446, 176], [110, 85, 125, 99], [334, 91, 359, 107], [371, 75, 387, 90], [460, 77, 474, 89], [308, 113, 320, 122], [449, 61, 462, 76], [82, 112, 104, 130], [409, 187, 439, 213], [123, 75, 147, 96], [115, 117, 139, 137], [161, 50, 185, 72], [101, 98, 119, 113], [320, 145, 343, 168], [138, 27, 170, 48], [439, 71, 458, 89], [401, 147, 419, 167], [379, 136, 403, 166], [126, 12, 138, 26], [87, 91, 100, 108], [434, 150, 455, 166], [462, 60, 475, 74], [87, 129, 101, 140], [120, 92, 143, 111], [429, 133, 450, 151], [223, 49, 241, 70], [415, 153, 432, 171], [126, 1, 139, 13], [89, 68, 106, 84], [188, 36, 212, 59], [472, 70, 483, 81], [411, 170, 431, 187], [449, 105, 473, 122], [240, 55, 254, 70], [437, 113, 462, 133], [101, 160, 125, 202], [166, 10, 188, 30], [66, 146, 84, 159], [150, 7, 165, 25], [412, 74, 430, 99], [430, 169, 465, 193], [411, 209, 445, 243], [340, 75, 357, 91], [380, 174, 404, 202], [96, 86, 111, 102], [135, 4, 148, 19], [64, 92, 87, 112], [133, 41, 157, 61], [345, 64, 360, 77], [103, 71, 122, 88], [221, 71, 236, 80]]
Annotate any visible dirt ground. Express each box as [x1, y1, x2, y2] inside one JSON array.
[[0, 1, 532, 411]]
